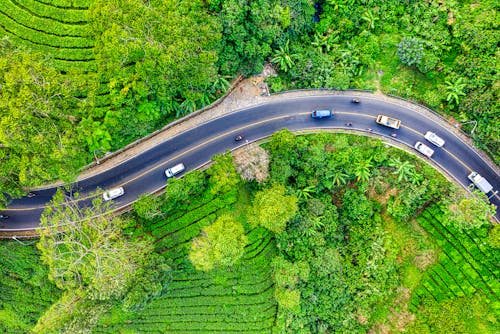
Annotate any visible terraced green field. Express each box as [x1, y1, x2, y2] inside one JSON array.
[[0, 0, 95, 72], [95, 188, 278, 333], [412, 206, 500, 311], [0, 0, 114, 118]]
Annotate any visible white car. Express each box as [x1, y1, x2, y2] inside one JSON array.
[[424, 131, 445, 147], [103, 187, 125, 201], [165, 163, 185, 178], [414, 141, 435, 158]]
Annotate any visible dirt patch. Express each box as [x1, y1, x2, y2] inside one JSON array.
[[414, 249, 437, 270], [368, 322, 391, 334], [388, 310, 416, 331], [369, 181, 398, 205]]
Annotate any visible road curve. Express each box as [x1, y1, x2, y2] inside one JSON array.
[[1, 95, 499, 232]]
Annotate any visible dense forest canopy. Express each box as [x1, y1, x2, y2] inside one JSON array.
[[0, 0, 497, 205]]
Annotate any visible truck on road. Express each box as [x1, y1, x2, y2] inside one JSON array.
[[468, 172, 493, 194], [376, 115, 401, 129]]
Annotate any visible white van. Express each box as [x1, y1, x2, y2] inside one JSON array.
[[165, 163, 185, 178]]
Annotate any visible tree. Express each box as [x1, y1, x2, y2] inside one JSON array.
[[442, 191, 495, 231], [250, 184, 298, 234], [353, 158, 372, 183], [133, 193, 164, 220], [37, 190, 158, 301], [486, 225, 500, 248], [36, 189, 168, 332], [445, 77, 467, 106], [206, 153, 240, 195], [165, 169, 206, 204], [88, 0, 221, 143], [295, 185, 316, 201], [397, 37, 424, 67], [361, 9, 378, 31], [326, 169, 349, 189], [271, 40, 296, 73], [0, 38, 85, 205], [189, 215, 248, 271], [389, 158, 416, 183]]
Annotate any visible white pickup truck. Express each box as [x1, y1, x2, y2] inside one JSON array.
[[468, 172, 493, 194], [376, 115, 401, 129]]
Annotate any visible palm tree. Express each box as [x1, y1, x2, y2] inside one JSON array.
[[326, 169, 349, 189], [445, 77, 466, 106], [362, 9, 378, 30], [311, 33, 338, 53], [389, 158, 416, 183], [409, 172, 424, 185], [271, 40, 295, 73], [295, 185, 316, 201], [177, 98, 196, 117], [211, 77, 231, 95], [354, 158, 372, 183]]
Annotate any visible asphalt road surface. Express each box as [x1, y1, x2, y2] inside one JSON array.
[[1, 95, 499, 231]]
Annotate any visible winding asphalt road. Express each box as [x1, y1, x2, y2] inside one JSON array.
[[1, 95, 499, 232]]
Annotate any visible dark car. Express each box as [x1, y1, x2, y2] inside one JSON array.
[[234, 134, 245, 141], [0, 214, 9, 219], [311, 109, 333, 119], [351, 98, 360, 103]]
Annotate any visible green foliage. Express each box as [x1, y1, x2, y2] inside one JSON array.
[[33, 291, 111, 334], [412, 205, 500, 319], [0, 240, 61, 333], [88, 0, 222, 146], [207, 153, 241, 195], [409, 292, 499, 334], [189, 215, 248, 271], [0, 38, 85, 204], [95, 179, 276, 333], [487, 225, 500, 249], [132, 193, 164, 220], [215, 0, 314, 75], [38, 190, 161, 303], [445, 77, 467, 107], [274, 287, 300, 312], [250, 184, 298, 233], [397, 37, 424, 67], [441, 191, 496, 231], [271, 40, 296, 73], [164, 169, 207, 208]]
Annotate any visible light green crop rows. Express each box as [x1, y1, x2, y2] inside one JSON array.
[[0, 0, 95, 71], [95, 188, 277, 333], [412, 206, 500, 311]]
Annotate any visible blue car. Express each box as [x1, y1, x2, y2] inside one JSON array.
[[311, 109, 333, 119]]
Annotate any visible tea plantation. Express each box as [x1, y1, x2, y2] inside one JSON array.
[[94, 187, 278, 333], [0, 0, 95, 72]]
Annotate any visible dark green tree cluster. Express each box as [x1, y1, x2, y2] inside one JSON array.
[[209, 0, 315, 75], [264, 130, 452, 332]]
